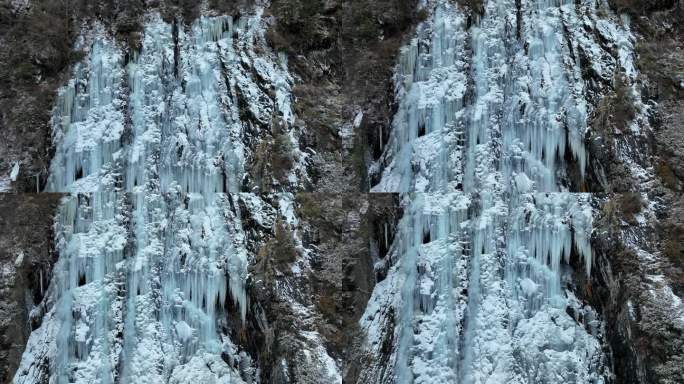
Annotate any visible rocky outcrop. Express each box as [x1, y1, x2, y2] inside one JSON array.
[[579, 1, 684, 383], [0, 194, 62, 383], [267, 0, 423, 191], [236, 193, 400, 383]]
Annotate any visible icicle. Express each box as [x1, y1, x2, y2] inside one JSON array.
[[10, 162, 19, 181], [384, 222, 388, 249], [371, 3, 468, 193]]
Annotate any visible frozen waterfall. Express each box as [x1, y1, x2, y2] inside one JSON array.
[[362, 0, 635, 383], [15, 9, 293, 384], [372, 0, 590, 193]]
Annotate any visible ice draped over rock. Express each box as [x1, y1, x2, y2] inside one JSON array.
[[361, 0, 636, 383], [16, 10, 294, 384]]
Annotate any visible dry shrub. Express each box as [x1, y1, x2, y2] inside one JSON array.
[[271, 131, 294, 183], [295, 193, 322, 219], [612, 75, 638, 132], [618, 193, 643, 224], [247, 123, 294, 191], [657, 162, 680, 190], [317, 295, 337, 319], [265, 26, 289, 52], [663, 237, 682, 265], [662, 221, 684, 267], [273, 219, 297, 265], [591, 74, 637, 139]]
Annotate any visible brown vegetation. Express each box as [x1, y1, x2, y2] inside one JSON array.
[[592, 74, 637, 139], [248, 124, 296, 192], [272, 131, 295, 183], [295, 193, 322, 219], [273, 219, 298, 265], [619, 193, 644, 224], [663, 234, 683, 266], [601, 193, 644, 226], [656, 162, 680, 190], [456, 0, 485, 15]]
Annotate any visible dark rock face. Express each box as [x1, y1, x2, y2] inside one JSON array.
[[0, 194, 62, 383], [580, 1, 684, 383], [584, 197, 684, 384], [267, 0, 421, 192], [236, 193, 400, 383]]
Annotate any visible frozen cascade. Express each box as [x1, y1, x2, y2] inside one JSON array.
[[16, 9, 294, 384], [361, 0, 636, 383], [372, 0, 591, 193]]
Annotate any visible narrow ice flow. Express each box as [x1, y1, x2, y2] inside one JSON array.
[[371, 4, 469, 193], [16, 10, 294, 384], [393, 194, 472, 384], [362, 0, 635, 383]]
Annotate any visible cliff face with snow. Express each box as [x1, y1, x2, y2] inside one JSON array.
[[0, 0, 683, 383]]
